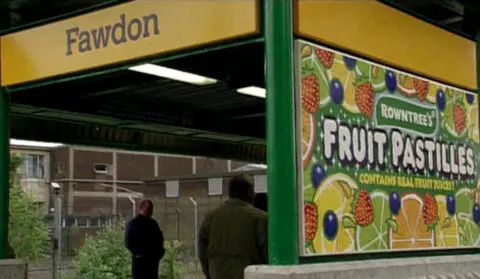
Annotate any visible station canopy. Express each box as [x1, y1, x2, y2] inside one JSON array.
[[2, 0, 479, 163], [2, 0, 266, 162]]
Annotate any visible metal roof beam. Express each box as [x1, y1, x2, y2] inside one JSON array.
[[11, 116, 266, 162], [432, 0, 465, 15], [439, 16, 464, 24]]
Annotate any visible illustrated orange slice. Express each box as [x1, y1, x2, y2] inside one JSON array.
[[389, 193, 435, 249], [328, 54, 359, 113], [301, 110, 315, 166], [397, 74, 416, 97]]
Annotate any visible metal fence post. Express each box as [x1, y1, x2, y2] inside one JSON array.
[[51, 183, 62, 279], [189, 197, 198, 275]]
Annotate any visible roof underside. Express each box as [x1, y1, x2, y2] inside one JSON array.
[[10, 40, 267, 162], [3, 0, 479, 162]]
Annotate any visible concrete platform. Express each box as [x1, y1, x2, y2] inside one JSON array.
[[245, 254, 480, 279], [0, 259, 27, 279]]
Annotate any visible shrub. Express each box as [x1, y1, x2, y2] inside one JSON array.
[[8, 155, 49, 261], [73, 219, 130, 279], [72, 219, 192, 279]]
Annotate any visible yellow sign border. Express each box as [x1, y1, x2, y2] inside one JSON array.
[[1, 0, 259, 87], [295, 0, 476, 90]]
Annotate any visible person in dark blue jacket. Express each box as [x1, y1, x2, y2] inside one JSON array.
[[125, 199, 165, 279]]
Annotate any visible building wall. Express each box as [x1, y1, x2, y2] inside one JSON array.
[[49, 145, 252, 253], [11, 146, 53, 206]]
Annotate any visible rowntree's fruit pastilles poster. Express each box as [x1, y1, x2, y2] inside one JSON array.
[[296, 40, 480, 256]]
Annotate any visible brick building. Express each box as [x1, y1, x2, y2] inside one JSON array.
[[11, 142, 266, 255]]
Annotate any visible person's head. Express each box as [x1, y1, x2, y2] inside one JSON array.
[[228, 174, 254, 203], [138, 199, 154, 218], [253, 193, 267, 212]]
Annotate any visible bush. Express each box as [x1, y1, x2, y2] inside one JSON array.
[[72, 219, 191, 279], [74, 219, 130, 279], [8, 155, 49, 261]]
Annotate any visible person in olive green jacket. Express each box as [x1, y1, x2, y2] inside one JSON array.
[[198, 174, 268, 279], [7, 242, 15, 259]]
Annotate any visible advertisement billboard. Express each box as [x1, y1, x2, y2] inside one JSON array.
[[297, 40, 480, 256]]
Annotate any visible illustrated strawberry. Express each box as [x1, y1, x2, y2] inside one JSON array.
[[301, 74, 320, 113], [315, 48, 334, 69], [453, 104, 466, 134], [304, 202, 318, 242], [354, 189, 374, 226], [355, 82, 374, 118], [422, 192, 438, 227], [413, 78, 429, 102]]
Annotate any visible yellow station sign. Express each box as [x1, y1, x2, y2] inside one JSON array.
[[296, 0, 476, 90], [1, 0, 258, 86]]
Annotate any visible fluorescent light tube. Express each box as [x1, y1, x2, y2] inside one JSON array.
[[129, 63, 217, 85], [237, 86, 266, 98]]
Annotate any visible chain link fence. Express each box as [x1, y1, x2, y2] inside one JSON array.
[[28, 170, 266, 278], [32, 193, 224, 278]]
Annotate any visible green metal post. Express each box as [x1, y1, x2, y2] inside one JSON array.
[[264, 0, 299, 265], [0, 87, 10, 259]]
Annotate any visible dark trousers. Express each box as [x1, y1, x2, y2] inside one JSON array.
[[132, 256, 160, 279]]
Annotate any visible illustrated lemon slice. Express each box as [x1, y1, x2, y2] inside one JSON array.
[[390, 193, 434, 249], [355, 191, 390, 251], [301, 110, 315, 167], [456, 188, 480, 246], [426, 83, 439, 104], [312, 173, 357, 254], [397, 74, 416, 97], [434, 195, 459, 248], [327, 54, 360, 114], [368, 65, 386, 93], [302, 160, 316, 202]]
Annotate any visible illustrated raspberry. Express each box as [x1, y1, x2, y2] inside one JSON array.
[[413, 78, 429, 102], [301, 74, 320, 113], [354, 189, 374, 226], [304, 202, 318, 242], [355, 82, 374, 118], [315, 48, 334, 69], [453, 104, 466, 134], [422, 192, 438, 226]]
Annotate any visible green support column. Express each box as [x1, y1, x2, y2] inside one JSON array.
[[264, 0, 299, 265], [0, 86, 10, 259]]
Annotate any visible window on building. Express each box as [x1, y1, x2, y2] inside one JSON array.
[[18, 153, 46, 179]]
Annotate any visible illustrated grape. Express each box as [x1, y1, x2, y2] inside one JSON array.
[[311, 163, 326, 189], [329, 78, 344, 105], [473, 204, 480, 224], [343, 56, 357, 70], [389, 192, 401, 215], [466, 94, 474, 105], [436, 90, 446, 111], [385, 70, 396, 93], [323, 210, 338, 241], [446, 195, 455, 216]]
